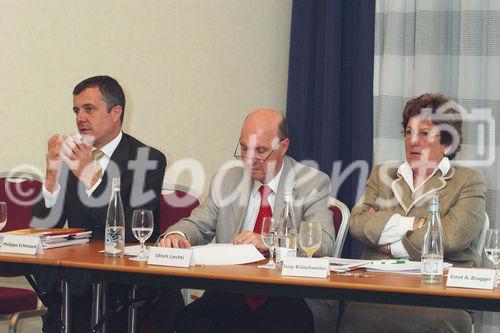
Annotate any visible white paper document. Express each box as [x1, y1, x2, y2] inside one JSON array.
[[124, 245, 149, 256], [328, 258, 372, 272], [190, 243, 265, 266], [365, 260, 452, 275]]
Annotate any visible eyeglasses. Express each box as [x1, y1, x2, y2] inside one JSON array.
[[234, 140, 283, 162], [402, 129, 440, 142]]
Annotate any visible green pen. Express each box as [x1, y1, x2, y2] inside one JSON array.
[[379, 259, 407, 264]]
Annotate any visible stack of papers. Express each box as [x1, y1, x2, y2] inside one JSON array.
[[364, 260, 453, 275], [328, 258, 453, 275], [2, 228, 92, 249], [329, 258, 372, 272]]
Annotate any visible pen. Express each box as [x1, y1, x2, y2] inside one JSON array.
[[337, 273, 374, 277], [379, 259, 407, 264], [42, 230, 85, 237]]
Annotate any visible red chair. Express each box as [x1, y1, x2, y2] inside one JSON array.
[[329, 198, 350, 258], [159, 184, 200, 234], [158, 184, 200, 307], [0, 172, 46, 332]]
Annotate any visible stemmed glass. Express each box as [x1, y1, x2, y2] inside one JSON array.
[[0, 202, 7, 231], [299, 221, 322, 258], [258, 217, 278, 269], [484, 229, 500, 287], [130, 209, 154, 261]]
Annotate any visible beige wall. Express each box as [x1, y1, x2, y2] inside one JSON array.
[[0, 0, 292, 195]]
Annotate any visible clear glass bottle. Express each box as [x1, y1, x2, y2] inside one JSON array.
[[276, 191, 297, 266], [421, 194, 444, 284], [104, 178, 125, 257]]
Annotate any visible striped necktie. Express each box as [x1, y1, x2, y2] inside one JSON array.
[[92, 149, 105, 179]]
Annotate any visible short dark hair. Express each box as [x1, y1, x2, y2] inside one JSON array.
[[278, 115, 288, 140], [73, 75, 126, 123], [402, 93, 463, 160]]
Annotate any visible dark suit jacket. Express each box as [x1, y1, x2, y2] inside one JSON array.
[[32, 132, 166, 243]]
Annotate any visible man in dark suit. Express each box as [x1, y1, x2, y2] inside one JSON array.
[[32, 75, 183, 333]]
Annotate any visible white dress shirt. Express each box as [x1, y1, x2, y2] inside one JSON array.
[[43, 131, 123, 208], [241, 163, 283, 232], [165, 160, 285, 241], [378, 157, 450, 258]]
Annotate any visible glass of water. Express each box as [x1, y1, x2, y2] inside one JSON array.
[[130, 209, 154, 261], [299, 221, 322, 258], [258, 217, 278, 269], [0, 202, 6, 231], [484, 229, 500, 287]]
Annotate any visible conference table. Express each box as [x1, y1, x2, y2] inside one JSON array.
[[1, 240, 500, 332]]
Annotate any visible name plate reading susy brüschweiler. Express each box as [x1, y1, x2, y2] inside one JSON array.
[[281, 257, 330, 278], [0, 235, 43, 255], [147, 247, 192, 267], [446, 267, 497, 290]]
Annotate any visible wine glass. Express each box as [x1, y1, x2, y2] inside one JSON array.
[[299, 221, 322, 258], [0, 202, 7, 231], [484, 229, 500, 287], [258, 217, 278, 269], [130, 209, 154, 261]]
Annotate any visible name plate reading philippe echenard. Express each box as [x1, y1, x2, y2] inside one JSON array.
[[147, 247, 192, 267], [282, 257, 330, 278], [0, 234, 43, 255], [446, 267, 497, 290]]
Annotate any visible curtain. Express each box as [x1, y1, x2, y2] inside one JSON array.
[[286, 0, 375, 258], [374, 1, 500, 330]]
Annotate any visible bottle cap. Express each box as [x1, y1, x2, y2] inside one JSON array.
[[428, 195, 439, 212], [112, 177, 121, 190]]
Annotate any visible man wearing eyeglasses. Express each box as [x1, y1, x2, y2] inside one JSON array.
[[159, 108, 336, 333]]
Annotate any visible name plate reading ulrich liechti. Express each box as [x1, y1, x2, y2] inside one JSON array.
[[147, 247, 192, 267], [0, 235, 43, 255], [281, 257, 330, 278], [446, 267, 497, 290]]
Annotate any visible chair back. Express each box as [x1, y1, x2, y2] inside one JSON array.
[[0, 172, 42, 232], [329, 198, 350, 258], [159, 184, 200, 234], [471, 212, 490, 263]]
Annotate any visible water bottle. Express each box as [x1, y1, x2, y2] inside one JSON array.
[[276, 191, 297, 265], [421, 194, 444, 284], [105, 178, 125, 257]]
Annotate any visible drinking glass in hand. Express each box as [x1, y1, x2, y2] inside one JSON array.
[[299, 221, 322, 258], [484, 229, 500, 287], [0, 202, 7, 231], [258, 217, 278, 269], [130, 209, 154, 261]]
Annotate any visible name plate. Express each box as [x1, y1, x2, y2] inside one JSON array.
[[0, 235, 43, 255], [446, 267, 496, 290], [147, 247, 192, 267], [282, 257, 330, 278]]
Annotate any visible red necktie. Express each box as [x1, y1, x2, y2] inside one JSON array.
[[252, 185, 273, 234], [244, 185, 272, 310]]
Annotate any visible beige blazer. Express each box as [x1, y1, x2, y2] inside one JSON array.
[[350, 162, 486, 267]]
